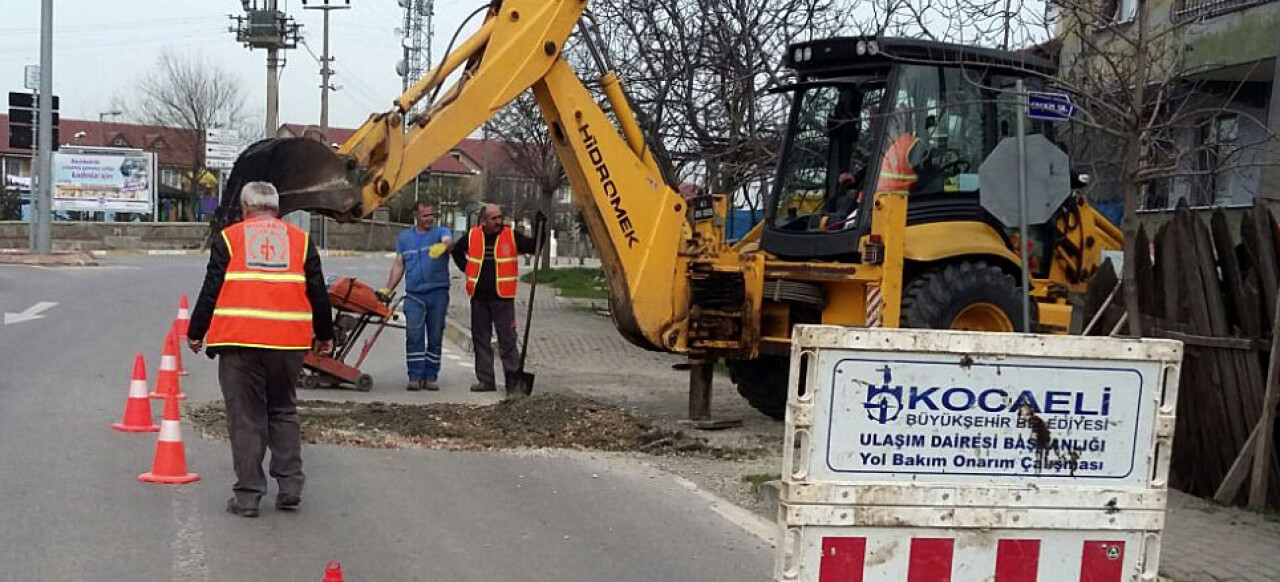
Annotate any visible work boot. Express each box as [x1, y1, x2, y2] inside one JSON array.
[[422, 380, 440, 391], [469, 381, 496, 392], [406, 380, 422, 392], [276, 493, 302, 511], [226, 497, 259, 518]]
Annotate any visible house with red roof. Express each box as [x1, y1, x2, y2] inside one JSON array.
[[1, 114, 216, 221]]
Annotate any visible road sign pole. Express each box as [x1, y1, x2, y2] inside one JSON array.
[[1016, 80, 1032, 333], [34, 0, 53, 254]]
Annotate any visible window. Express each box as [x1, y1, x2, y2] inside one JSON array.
[[771, 71, 889, 233], [876, 65, 987, 197], [160, 168, 183, 189]]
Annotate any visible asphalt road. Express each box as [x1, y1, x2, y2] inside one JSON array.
[[0, 255, 774, 581]]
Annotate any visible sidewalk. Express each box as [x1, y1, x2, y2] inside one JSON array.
[[439, 272, 1280, 581]]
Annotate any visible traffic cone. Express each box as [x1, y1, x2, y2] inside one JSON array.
[[113, 353, 160, 432], [138, 389, 199, 484], [175, 294, 191, 339], [172, 319, 188, 377], [322, 560, 344, 582], [151, 330, 186, 400], [174, 295, 190, 376]]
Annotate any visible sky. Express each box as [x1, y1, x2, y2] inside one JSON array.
[[0, 0, 484, 133]]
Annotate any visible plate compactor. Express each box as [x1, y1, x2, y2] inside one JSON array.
[[300, 277, 402, 391]]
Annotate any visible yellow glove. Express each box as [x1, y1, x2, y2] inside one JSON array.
[[427, 243, 447, 259], [376, 287, 393, 301]]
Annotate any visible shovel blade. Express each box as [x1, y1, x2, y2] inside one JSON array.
[[507, 371, 535, 398]]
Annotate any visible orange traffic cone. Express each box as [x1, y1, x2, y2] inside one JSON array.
[[172, 319, 188, 377], [322, 560, 344, 582], [113, 353, 160, 432], [151, 330, 186, 400], [138, 389, 199, 484], [174, 295, 190, 376], [175, 294, 191, 339]]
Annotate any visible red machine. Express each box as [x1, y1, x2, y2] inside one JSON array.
[[300, 277, 401, 391]]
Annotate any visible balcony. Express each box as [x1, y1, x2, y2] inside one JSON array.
[[1175, 0, 1278, 21]]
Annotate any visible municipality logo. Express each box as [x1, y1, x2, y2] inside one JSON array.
[[863, 365, 902, 424]]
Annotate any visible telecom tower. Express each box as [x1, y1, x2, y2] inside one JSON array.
[[397, 0, 433, 93]]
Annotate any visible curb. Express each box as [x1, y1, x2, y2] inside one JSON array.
[[0, 251, 97, 266]]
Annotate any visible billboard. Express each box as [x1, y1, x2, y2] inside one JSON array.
[[52, 149, 155, 213]]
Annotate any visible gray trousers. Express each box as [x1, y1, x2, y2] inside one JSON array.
[[217, 348, 305, 506], [470, 298, 520, 385]]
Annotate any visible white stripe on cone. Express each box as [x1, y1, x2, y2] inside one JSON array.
[[177, 308, 189, 319], [160, 355, 177, 371], [128, 379, 149, 399], [159, 419, 183, 443]]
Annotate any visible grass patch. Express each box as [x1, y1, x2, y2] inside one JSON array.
[[741, 473, 781, 493], [523, 267, 608, 300]]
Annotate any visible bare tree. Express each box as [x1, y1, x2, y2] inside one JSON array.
[[132, 50, 249, 221], [483, 91, 566, 265], [587, 0, 853, 213]]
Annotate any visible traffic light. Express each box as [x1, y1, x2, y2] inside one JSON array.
[[7, 92, 60, 151]]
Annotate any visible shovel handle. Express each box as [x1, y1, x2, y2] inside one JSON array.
[[517, 213, 547, 371]]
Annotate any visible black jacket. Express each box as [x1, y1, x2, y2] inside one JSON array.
[[187, 229, 335, 349], [450, 226, 537, 301]]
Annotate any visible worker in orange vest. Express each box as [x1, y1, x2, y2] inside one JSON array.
[[450, 203, 537, 394], [187, 181, 335, 518]]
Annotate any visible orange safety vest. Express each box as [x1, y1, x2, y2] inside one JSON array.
[[876, 134, 919, 195], [465, 226, 519, 299], [206, 217, 314, 350]]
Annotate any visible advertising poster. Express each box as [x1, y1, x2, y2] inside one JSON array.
[[52, 150, 155, 213]]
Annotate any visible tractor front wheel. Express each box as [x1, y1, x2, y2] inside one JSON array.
[[900, 260, 1031, 332]]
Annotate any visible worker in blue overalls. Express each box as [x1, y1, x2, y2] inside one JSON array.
[[380, 202, 454, 391]]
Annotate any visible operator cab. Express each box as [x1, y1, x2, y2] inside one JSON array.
[[764, 36, 1059, 261]]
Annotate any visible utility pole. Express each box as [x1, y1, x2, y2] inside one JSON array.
[[232, 1, 302, 222], [304, 0, 349, 135], [34, 0, 53, 254], [304, 0, 350, 250]]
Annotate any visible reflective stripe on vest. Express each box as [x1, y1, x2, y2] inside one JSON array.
[[464, 226, 519, 299], [877, 134, 919, 195], [206, 218, 314, 350]]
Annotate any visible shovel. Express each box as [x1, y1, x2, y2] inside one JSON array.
[[508, 212, 547, 398]]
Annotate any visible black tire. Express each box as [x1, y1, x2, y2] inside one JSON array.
[[727, 356, 789, 420], [900, 260, 1031, 331], [355, 374, 374, 392]]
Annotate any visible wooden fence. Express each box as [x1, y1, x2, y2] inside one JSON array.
[[1083, 204, 1280, 508]]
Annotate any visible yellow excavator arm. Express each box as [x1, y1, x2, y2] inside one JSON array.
[[314, 0, 691, 352]]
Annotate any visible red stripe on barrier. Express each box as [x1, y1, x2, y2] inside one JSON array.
[[908, 538, 954, 582], [819, 537, 866, 582], [1080, 541, 1125, 582], [995, 539, 1042, 582]]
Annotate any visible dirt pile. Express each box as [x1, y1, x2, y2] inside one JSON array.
[[188, 393, 763, 459]]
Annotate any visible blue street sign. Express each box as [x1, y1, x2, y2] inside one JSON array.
[[1027, 92, 1075, 121]]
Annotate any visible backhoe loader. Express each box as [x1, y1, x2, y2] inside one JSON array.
[[213, 0, 1122, 419]]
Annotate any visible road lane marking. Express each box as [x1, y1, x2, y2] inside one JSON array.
[[3, 301, 57, 325]]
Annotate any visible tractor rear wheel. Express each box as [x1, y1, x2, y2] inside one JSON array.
[[727, 356, 789, 420], [900, 260, 1030, 332]]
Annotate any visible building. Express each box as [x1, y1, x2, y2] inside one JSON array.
[[0, 114, 214, 221], [1056, 0, 1280, 210]]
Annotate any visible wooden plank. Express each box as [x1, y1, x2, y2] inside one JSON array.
[[1136, 226, 1155, 317], [1251, 293, 1280, 509], [1243, 208, 1278, 328], [1177, 208, 1235, 490], [1159, 219, 1204, 492], [1157, 330, 1263, 350], [1191, 209, 1252, 467], [1213, 209, 1258, 337], [1215, 421, 1260, 505], [1082, 259, 1119, 336]]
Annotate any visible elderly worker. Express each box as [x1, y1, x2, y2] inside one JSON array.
[[187, 181, 335, 518]]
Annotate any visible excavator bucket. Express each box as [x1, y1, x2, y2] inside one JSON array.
[[209, 137, 362, 237]]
